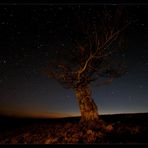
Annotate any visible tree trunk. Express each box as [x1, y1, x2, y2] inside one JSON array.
[[75, 85, 100, 128]]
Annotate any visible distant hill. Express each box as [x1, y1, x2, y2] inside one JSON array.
[[0, 112, 148, 128]]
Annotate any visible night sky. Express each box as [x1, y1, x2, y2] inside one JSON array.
[[0, 4, 148, 118]]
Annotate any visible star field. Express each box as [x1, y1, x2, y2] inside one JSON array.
[[0, 4, 148, 117]]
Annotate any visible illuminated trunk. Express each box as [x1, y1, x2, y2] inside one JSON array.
[[75, 85, 99, 128]]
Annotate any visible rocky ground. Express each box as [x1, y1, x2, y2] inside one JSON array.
[[0, 113, 148, 144]]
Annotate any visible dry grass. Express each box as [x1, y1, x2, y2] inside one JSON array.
[[0, 114, 148, 144]]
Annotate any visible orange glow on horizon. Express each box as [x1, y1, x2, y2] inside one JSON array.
[[0, 108, 77, 118]]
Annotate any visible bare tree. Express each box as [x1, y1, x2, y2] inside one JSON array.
[[43, 6, 129, 129]]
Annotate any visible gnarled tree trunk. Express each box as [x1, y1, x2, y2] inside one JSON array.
[[75, 85, 100, 128]]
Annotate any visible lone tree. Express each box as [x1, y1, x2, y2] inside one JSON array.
[[43, 6, 129, 128]]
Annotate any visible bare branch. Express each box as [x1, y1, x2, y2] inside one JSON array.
[[77, 52, 93, 80], [43, 7, 129, 90]]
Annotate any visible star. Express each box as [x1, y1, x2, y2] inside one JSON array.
[[141, 55, 145, 59], [58, 7, 63, 10], [141, 23, 145, 26], [15, 62, 19, 66], [3, 60, 7, 64], [111, 91, 115, 95], [61, 43, 65, 47], [17, 31, 21, 35], [43, 9, 48, 12], [1, 22, 5, 25], [139, 85, 143, 89], [9, 14, 14, 17]]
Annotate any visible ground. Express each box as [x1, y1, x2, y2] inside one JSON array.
[[0, 113, 148, 144]]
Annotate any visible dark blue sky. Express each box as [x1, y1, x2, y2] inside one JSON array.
[[0, 4, 148, 118]]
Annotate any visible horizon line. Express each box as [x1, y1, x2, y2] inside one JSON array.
[[0, 111, 148, 119]]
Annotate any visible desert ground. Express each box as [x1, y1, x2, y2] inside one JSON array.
[[0, 113, 148, 144]]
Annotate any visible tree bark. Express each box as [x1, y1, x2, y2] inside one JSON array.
[[75, 85, 100, 128]]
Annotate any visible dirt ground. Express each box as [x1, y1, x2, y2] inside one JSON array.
[[0, 113, 148, 144]]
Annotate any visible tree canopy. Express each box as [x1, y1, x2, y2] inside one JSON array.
[[43, 6, 129, 90]]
